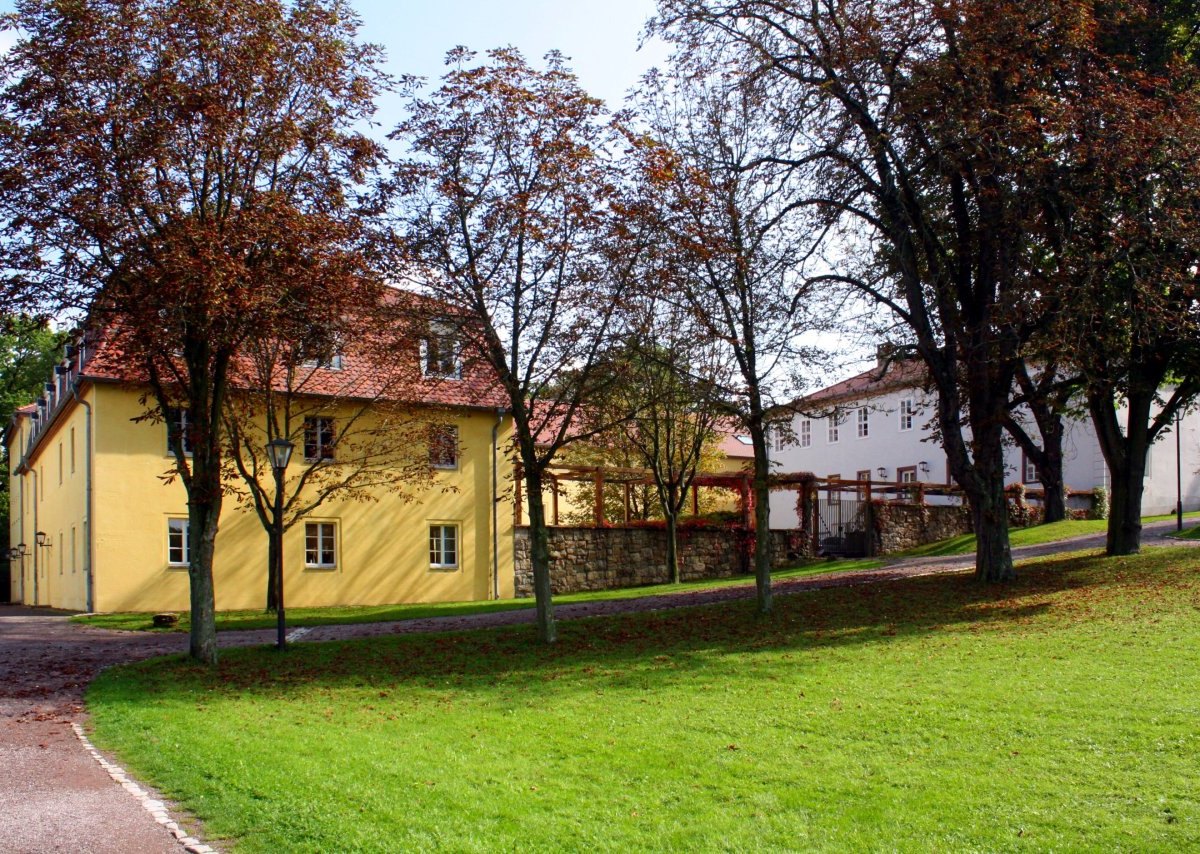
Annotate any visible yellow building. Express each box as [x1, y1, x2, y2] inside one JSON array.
[[6, 335, 515, 613]]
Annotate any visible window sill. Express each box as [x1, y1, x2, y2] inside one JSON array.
[[429, 565, 459, 572], [305, 565, 338, 571]]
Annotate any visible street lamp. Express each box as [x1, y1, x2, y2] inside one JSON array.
[[877, 467, 889, 481], [1176, 410, 1184, 532], [266, 437, 294, 651]]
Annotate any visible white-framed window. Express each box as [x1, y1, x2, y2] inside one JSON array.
[[166, 407, 193, 455], [1023, 453, 1039, 484], [898, 466, 918, 484], [771, 424, 786, 453], [167, 518, 189, 567], [799, 419, 811, 448], [421, 321, 462, 379], [305, 522, 337, 568], [899, 398, 915, 432], [70, 527, 76, 574], [828, 412, 841, 444], [302, 352, 344, 371], [429, 424, 459, 469], [857, 407, 869, 438], [429, 524, 459, 569], [304, 417, 336, 462]]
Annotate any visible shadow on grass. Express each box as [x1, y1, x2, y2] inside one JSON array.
[[90, 548, 1199, 710]]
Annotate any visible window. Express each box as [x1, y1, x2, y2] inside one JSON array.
[[898, 465, 918, 484], [856, 469, 872, 499], [429, 424, 459, 469], [70, 427, 75, 474], [304, 417, 336, 462], [827, 474, 841, 505], [302, 352, 344, 371], [166, 407, 193, 455], [827, 412, 841, 444], [429, 524, 459, 569], [857, 407, 869, 438], [422, 321, 461, 379], [899, 398, 915, 432], [71, 527, 76, 574], [58, 532, 63, 575], [799, 419, 811, 448], [1022, 453, 1039, 484], [771, 422, 787, 453], [305, 522, 337, 568], [58, 442, 63, 484], [167, 518, 189, 567]]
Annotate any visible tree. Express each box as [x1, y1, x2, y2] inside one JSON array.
[[653, 0, 1087, 582], [0, 316, 66, 547], [624, 66, 825, 612], [221, 293, 434, 612], [0, 0, 387, 662], [1003, 360, 1081, 524], [392, 48, 636, 644], [585, 301, 732, 583], [1053, 2, 1200, 553]]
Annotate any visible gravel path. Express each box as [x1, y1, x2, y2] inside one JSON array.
[[1, 517, 1196, 852]]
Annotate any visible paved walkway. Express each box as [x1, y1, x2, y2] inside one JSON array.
[[1, 518, 1196, 852]]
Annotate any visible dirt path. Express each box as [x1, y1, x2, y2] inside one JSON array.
[[1, 518, 1195, 852]]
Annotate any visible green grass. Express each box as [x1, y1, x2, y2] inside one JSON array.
[[72, 558, 886, 633], [1168, 524, 1200, 541], [74, 509, 1199, 633], [88, 547, 1200, 852], [896, 509, 1200, 558]]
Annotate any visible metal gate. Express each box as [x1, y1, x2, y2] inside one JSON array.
[[816, 482, 871, 557]]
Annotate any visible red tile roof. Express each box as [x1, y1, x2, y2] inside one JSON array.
[[77, 291, 509, 411], [795, 358, 928, 408]]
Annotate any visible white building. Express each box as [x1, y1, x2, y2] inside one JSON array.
[[769, 356, 1200, 526]]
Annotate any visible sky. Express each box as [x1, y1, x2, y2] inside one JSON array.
[[354, 0, 670, 113]]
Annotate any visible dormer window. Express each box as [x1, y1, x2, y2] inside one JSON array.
[[301, 352, 344, 371], [422, 321, 461, 380]]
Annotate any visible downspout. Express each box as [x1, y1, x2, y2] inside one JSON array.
[[17, 471, 25, 604], [72, 386, 95, 612], [492, 408, 507, 600], [30, 467, 38, 606]]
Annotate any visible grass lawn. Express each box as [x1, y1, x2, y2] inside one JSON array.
[[897, 509, 1200, 558], [87, 547, 1200, 852], [72, 559, 886, 633], [1169, 524, 1200, 541]]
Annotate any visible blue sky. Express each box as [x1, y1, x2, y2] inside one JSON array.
[[355, 0, 668, 111]]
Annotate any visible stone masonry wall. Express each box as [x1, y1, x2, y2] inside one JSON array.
[[873, 503, 973, 554], [513, 526, 803, 598]]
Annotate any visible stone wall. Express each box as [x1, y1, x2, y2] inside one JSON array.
[[872, 503, 974, 554], [513, 526, 803, 598]]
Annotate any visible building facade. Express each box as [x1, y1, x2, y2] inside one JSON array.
[[7, 331, 516, 613], [769, 357, 1200, 526]]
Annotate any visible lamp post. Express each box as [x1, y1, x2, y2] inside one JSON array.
[[266, 437, 294, 650], [1176, 410, 1184, 532]]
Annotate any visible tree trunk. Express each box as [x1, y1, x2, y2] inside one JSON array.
[[265, 529, 279, 612], [1106, 452, 1147, 555], [1089, 387, 1153, 556], [966, 422, 1016, 582], [1040, 457, 1067, 523], [665, 510, 680, 584], [749, 426, 773, 615], [970, 477, 1015, 582], [187, 498, 220, 665], [523, 466, 557, 644]]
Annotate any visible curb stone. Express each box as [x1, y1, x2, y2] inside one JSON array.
[[71, 722, 217, 854]]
